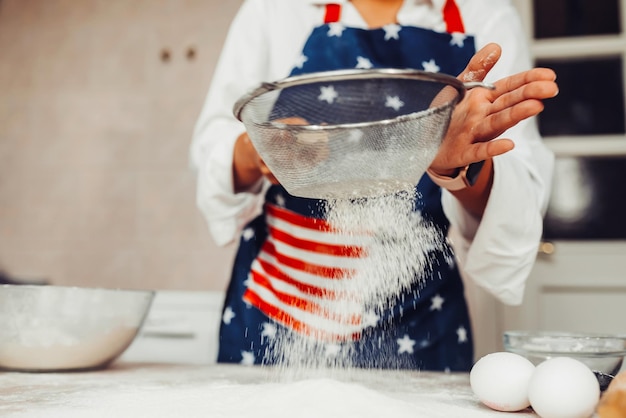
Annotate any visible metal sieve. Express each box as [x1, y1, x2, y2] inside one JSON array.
[[234, 68, 493, 199]]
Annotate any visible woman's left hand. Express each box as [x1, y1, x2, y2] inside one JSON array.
[[428, 43, 558, 177]]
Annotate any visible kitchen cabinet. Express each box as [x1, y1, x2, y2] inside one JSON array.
[[121, 290, 224, 365], [498, 242, 626, 333], [496, 155, 626, 344]]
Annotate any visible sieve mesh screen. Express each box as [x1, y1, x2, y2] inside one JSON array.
[[234, 69, 474, 199]]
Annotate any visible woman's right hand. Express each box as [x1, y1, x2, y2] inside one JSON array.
[[233, 132, 278, 193], [233, 117, 327, 193]]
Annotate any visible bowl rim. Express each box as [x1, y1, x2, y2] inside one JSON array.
[[232, 67, 470, 128], [0, 284, 155, 297], [503, 330, 626, 356]]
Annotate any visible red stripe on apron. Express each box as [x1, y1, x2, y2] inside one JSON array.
[[267, 204, 335, 232], [255, 257, 344, 299], [268, 225, 365, 257], [443, 0, 465, 33], [243, 288, 362, 342], [262, 240, 356, 279], [324, 1, 466, 34], [324, 3, 341, 24], [248, 271, 361, 325]]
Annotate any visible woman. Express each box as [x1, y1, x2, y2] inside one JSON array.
[[190, 0, 558, 371]]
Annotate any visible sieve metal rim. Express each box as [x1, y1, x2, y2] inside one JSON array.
[[233, 68, 472, 129]]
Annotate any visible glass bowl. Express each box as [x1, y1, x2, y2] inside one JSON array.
[[503, 330, 626, 376], [0, 285, 154, 372]]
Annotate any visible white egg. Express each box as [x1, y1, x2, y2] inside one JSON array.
[[470, 352, 536, 412], [528, 357, 600, 418]]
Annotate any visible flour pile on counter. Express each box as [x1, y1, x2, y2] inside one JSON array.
[[0, 378, 471, 418], [1, 365, 510, 418], [265, 190, 446, 371]]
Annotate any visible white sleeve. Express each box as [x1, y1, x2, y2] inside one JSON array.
[[445, 1, 555, 305], [189, 0, 319, 247], [189, 0, 273, 247]]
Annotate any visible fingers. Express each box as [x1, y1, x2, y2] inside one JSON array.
[[465, 67, 557, 140], [259, 159, 280, 184], [477, 100, 545, 140], [275, 116, 309, 126], [492, 80, 558, 109], [494, 67, 557, 94], [461, 138, 515, 164], [485, 138, 515, 157], [458, 43, 502, 83], [489, 68, 558, 110]]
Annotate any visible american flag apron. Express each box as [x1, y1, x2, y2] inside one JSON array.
[[218, 0, 475, 371]]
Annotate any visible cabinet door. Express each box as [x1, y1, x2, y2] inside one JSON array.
[[500, 242, 626, 333]]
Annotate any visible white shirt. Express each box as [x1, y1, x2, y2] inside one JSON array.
[[189, 0, 554, 305]]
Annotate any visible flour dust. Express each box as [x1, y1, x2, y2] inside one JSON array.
[[263, 189, 448, 373]]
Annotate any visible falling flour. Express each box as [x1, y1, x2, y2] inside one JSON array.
[[264, 188, 448, 372]]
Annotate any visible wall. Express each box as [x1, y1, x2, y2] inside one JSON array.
[[0, 0, 243, 291]]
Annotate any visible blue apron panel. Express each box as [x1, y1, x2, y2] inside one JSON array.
[[292, 25, 474, 77]]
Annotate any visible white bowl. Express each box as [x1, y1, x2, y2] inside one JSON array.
[[0, 285, 154, 372]]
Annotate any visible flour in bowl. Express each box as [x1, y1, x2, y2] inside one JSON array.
[[0, 325, 139, 371]]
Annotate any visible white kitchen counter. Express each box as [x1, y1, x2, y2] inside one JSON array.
[[0, 362, 537, 418]]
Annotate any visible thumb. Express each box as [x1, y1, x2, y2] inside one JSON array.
[[458, 43, 502, 83]]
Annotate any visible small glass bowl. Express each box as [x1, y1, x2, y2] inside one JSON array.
[[503, 330, 626, 376]]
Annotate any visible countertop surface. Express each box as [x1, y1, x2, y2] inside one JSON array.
[[0, 362, 537, 418]]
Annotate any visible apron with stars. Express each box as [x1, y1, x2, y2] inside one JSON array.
[[218, 0, 476, 371]]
